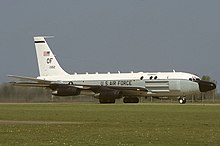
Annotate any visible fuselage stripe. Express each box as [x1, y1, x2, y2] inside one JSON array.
[[35, 41, 45, 43]]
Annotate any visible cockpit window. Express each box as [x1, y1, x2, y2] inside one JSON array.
[[189, 78, 200, 81]]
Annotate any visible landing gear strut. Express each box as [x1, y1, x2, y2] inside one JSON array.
[[178, 97, 186, 104]]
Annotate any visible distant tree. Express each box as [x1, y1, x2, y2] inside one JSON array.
[[200, 75, 217, 102], [201, 75, 211, 81], [0, 83, 51, 102]]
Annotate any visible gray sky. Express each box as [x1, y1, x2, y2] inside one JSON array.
[[1, 0, 220, 91]]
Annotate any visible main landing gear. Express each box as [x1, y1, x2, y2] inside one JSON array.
[[99, 97, 140, 104], [178, 97, 186, 104]]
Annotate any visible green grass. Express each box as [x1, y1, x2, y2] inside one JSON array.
[[0, 103, 220, 146]]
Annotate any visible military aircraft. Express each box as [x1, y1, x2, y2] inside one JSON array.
[[8, 36, 216, 104]]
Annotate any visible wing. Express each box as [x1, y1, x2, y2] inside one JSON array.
[[8, 75, 148, 96], [71, 83, 148, 92]]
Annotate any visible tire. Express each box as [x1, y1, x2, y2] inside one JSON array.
[[178, 97, 186, 104]]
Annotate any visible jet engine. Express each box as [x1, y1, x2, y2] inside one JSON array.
[[52, 87, 80, 96], [94, 89, 122, 99], [94, 88, 122, 103]]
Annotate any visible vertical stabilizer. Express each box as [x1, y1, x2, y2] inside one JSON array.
[[34, 36, 69, 76]]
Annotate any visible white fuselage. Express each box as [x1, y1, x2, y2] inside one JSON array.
[[38, 71, 201, 97]]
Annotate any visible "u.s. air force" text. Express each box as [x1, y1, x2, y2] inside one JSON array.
[[101, 80, 132, 86]]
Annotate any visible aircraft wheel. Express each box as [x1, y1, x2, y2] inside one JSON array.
[[178, 97, 186, 104]]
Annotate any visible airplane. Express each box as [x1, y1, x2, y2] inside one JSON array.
[[8, 36, 216, 104]]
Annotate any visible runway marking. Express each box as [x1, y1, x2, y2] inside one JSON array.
[[0, 120, 82, 125], [0, 120, 120, 125]]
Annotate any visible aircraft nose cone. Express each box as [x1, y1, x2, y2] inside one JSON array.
[[196, 80, 216, 92]]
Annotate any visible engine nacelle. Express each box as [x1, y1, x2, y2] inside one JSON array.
[[52, 87, 80, 96], [94, 89, 122, 99]]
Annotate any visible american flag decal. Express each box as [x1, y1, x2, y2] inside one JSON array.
[[43, 51, 50, 56]]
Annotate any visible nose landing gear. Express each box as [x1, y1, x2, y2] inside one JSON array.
[[178, 97, 186, 104]]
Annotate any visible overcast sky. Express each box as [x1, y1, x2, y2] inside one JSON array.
[[1, 0, 220, 91]]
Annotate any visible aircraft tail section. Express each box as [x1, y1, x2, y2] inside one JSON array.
[[34, 36, 69, 76]]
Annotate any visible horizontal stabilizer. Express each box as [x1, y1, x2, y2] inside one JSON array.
[[8, 75, 50, 83], [10, 82, 50, 87]]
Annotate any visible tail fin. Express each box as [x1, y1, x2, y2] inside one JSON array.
[[34, 36, 69, 76]]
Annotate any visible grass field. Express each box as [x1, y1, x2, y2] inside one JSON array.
[[0, 103, 220, 146]]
